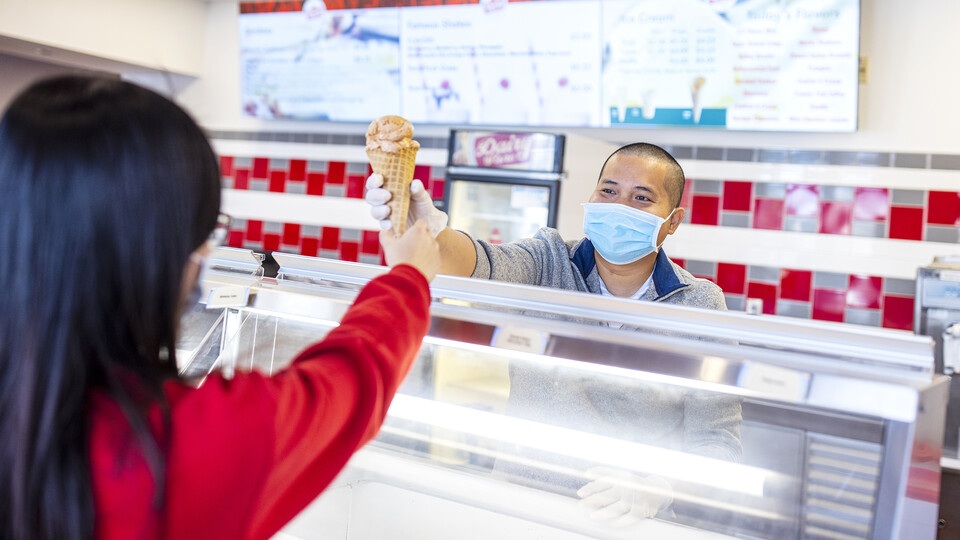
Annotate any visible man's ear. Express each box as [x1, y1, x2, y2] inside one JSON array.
[[665, 207, 685, 235]]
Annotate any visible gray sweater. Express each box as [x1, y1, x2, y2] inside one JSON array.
[[471, 228, 742, 494]]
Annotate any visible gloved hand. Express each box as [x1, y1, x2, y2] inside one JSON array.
[[577, 467, 673, 527], [364, 173, 448, 238]]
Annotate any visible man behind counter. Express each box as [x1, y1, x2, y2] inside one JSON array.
[[365, 142, 742, 526]]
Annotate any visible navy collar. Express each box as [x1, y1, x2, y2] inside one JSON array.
[[572, 239, 687, 299]]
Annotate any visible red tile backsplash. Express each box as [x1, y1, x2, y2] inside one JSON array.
[[717, 263, 747, 295], [846, 275, 883, 309], [269, 170, 287, 193], [282, 223, 301, 246], [220, 156, 234, 177], [746, 282, 778, 315], [819, 201, 852, 235], [228, 230, 244, 247], [289, 159, 307, 181], [234, 168, 250, 190], [779, 269, 813, 302], [326, 161, 346, 184], [812, 289, 846, 322], [346, 175, 366, 199], [246, 220, 263, 242], [320, 226, 340, 250], [300, 237, 319, 257], [785, 184, 819, 217], [252, 157, 269, 179], [853, 187, 889, 221], [927, 191, 960, 225], [340, 241, 359, 262], [722, 181, 752, 212], [215, 155, 949, 333], [691, 194, 721, 225], [889, 206, 924, 241], [753, 198, 784, 230], [680, 181, 694, 212], [414, 165, 432, 184], [882, 295, 914, 330], [361, 230, 381, 255], [881, 295, 914, 330], [263, 233, 281, 252], [432, 179, 446, 199], [306, 172, 325, 196]]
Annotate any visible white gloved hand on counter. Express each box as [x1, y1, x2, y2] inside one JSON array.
[[364, 174, 448, 238], [577, 467, 674, 527]]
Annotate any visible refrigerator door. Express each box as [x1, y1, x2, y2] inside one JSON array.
[[445, 177, 557, 244]]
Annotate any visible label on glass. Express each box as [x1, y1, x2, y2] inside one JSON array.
[[491, 325, 549, 355], [737, 362, 811, 401], [206, 286, 251, 309]]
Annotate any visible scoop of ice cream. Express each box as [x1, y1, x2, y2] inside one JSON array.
[[691, 77, 706, 93], [365, 115, 421, 153]]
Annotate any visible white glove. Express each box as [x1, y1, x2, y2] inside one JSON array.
[[364, 174, 448, 238], [577, 467, 673, 526]]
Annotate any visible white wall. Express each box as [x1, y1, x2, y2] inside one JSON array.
[[0, 54, 104, 110], [179, 0, 960, 153], [0, 0, 208, 76]]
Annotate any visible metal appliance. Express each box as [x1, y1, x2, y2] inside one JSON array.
[[916, 256, 960, 446], [915, 255, 960, 538], [179, 251, 946, 539], [443, 129, 564, 244]]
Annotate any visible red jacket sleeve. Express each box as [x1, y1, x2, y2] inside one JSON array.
[[93, 265, 431, 540], [245, 264, 431, 538]]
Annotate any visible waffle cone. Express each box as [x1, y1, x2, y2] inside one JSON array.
[[367, 146, 419, 236]]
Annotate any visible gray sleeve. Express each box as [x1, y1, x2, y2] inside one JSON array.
[[471, 239, 542, 284], [471, 231, 571, 286], [683, 391, 743, 462]]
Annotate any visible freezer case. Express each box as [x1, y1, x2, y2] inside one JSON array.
[[179, 252, 947, 540], [443, 129, 564, 244]]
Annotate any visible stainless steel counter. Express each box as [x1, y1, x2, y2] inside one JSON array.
[[178, 250, 946, 539]]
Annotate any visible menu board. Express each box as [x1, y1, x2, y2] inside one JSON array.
[[239, 0, 860, 132]]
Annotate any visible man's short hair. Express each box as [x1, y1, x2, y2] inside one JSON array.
[[598, 143, 685, 208]]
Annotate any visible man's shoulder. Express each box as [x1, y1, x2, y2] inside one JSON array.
[[662, 259, 727, 310]]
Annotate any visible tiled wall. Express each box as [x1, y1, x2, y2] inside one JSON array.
[[214, 137, 960, 333], [682, 179, 957, 242], [218, 155, 447, 265], [671, 258, 915, 331]]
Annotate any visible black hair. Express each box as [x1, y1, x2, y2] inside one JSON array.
[[598, 142, 686, 208], [0, 75, 221, 539]]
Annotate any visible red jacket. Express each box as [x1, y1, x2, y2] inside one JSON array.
[[89, 265, 431, 539]]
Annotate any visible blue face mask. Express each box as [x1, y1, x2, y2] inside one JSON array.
[[582, 202, 675, 265]]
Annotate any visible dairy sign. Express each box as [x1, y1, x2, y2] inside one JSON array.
[[449, 130, 564, 172]]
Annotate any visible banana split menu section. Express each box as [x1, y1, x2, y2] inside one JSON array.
[[239, 0, 860, 132], [239, 0, 402, 121]]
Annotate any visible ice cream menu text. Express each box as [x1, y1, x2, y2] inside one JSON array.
[[239, 0, 859, 132]]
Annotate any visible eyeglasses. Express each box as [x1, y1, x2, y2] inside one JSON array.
[[206, 213, 232, 250], [190, 213, 231, 268]]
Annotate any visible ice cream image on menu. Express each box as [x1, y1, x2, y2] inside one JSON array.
[[641, 89, 656, 120], [691, 76, 706, 124]]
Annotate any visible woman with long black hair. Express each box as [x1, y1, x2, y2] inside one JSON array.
[[0, 75, 438, 539]]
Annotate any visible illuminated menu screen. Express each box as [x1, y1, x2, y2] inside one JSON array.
[[239, 0, 860, 132]]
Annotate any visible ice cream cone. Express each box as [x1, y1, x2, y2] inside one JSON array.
[[365, 115, 421, 237], [366, 146, 418, 236]]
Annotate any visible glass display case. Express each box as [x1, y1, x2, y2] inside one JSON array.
[[179, 250, 947, 540]]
